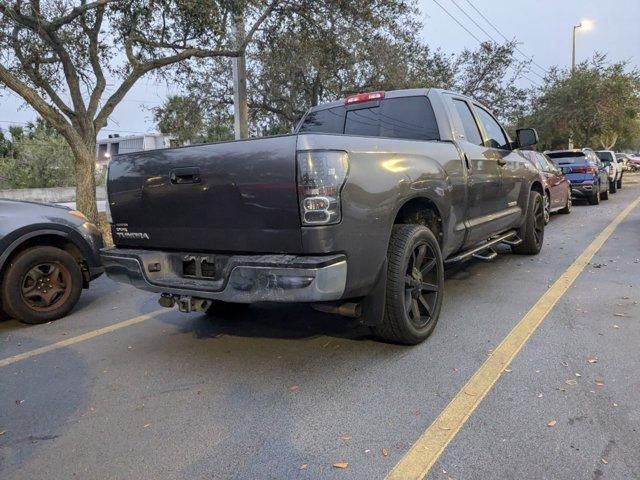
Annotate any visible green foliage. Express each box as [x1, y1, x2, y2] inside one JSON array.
[[519, 54, 640, 150], [0, 120, 75, 189]]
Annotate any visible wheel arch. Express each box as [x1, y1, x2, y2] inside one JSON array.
[[392, 196, 444, 247], [0, 229, 90, 286]]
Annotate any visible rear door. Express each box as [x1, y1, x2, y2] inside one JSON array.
[[449, 97, 504, 244]]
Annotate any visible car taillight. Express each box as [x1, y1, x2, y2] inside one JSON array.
[[297, 150, 349, 225], [571, 166, 597, 174], [344, 91, 385, 105]]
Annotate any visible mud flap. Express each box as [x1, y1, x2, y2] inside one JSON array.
[[359, 258, 387, 326]]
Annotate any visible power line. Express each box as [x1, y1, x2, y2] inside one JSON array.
[[431, 0, 542, 88], [462, 0, 549, 77], [432, 0, 483, 44], [446, 0, 546, 81]]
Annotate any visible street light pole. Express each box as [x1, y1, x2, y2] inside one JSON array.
[[572, 23, 582, 73]]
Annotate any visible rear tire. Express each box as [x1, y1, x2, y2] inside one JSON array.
[[559, 193, 572, 214], [609, 180, 617, 194], [616, 177, 622, 189], [512, 190, 544, 255], [588, 184, 600, 205], [1, 246, 83, 324], [601, 183, 610, 200], [373, 224, 444, 345]]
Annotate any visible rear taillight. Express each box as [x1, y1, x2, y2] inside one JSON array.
[[297, 151, 349, 225], [571, 166, 597, 174], [344, 91, 385, 105]]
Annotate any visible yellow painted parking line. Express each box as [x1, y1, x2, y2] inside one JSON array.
[[386, 195, 640, 480], [0, 309, 166, 368]]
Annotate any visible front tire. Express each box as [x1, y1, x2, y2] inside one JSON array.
[[543, 192, 551, 224], [601, 182, 610, 200], [512, 190, 544, 255], [616, 177, 622, 189], [588, 183, 601, 205], [609, 180, 617, 194], [373, 224, 444, 345], [1, 246, 83, 324]]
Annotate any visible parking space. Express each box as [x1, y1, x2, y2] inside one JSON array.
[[1, 179, 639, 480]]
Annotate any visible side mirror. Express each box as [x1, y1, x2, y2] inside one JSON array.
[[515, 128, 539, 148]]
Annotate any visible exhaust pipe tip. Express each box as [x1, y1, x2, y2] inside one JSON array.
[[311, 302, 362, 318]]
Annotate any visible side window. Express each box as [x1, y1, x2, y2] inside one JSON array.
[[298, 106, 346, 134], [452, 99, 483, 146], [474, 106, 510, 150], [543, 156, 558, 172], [379, 97, 440, 141]]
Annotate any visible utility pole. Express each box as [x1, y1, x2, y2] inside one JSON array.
[[231, 14, 249, 140]]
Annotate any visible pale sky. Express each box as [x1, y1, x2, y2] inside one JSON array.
[[1, 0, 639, 140]]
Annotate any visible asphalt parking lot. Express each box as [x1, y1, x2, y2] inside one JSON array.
[[2, 177, 639, 480]]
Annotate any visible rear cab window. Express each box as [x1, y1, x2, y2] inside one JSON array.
[[298, 96, 440, 141], [596, 151, 614, 164]]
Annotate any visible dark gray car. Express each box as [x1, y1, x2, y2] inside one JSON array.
[[0, 199, 104, 323], [101, 88, 545, 344]]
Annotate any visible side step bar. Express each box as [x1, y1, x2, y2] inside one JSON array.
[[445, 230, 521, 264]]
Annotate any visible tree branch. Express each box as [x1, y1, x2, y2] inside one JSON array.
[[49, 0, 116, 30]]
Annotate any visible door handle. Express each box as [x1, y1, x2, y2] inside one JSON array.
[[463, 153, 471, 171], [170, 167, 201, 184]]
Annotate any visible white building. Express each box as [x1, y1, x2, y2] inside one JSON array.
[[96, 133, 177, 168]]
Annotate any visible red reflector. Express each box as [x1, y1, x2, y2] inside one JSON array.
[[344, 91, 385, 105]]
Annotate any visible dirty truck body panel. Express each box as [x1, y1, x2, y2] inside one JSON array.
[[102, 88, 539, 304]]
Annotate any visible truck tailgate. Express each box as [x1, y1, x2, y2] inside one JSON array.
[[107, 135, 302, 253]]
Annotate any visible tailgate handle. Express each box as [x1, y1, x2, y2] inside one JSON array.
[[170, 167, 201, 184]]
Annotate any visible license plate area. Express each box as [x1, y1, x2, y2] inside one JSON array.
[[182, 255, 222, 280]]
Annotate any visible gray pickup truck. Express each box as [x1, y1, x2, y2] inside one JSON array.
[[101, 88, 544, 344]]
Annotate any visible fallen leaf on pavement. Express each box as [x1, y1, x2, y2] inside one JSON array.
[[601, 458, 608, 465], [547, 420, 557, 427], [439, 424, 452, 431], [142, 423, 151, 428], [289, 385, 300, 392], [381, 448, 389, 457], [614, 313, 626, 317], [339, 435, 352, 441], [15, 400, 23, 405], [612, 402, 619, 407], [595, 380, 605, 386], [575, 373, 581, 377], [503, 368, 512, 373], [613, 325, 619, 329], [410, 410, 421, 416], [463, 390, 477, 396], [565, 379, 577, 385], [0, 431, 6, 435], [588, 358, 598, 364], [299, 464, 308, 470], [332, 462, 348, 469]]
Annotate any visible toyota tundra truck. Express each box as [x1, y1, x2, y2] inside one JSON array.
[[101, 88, 545, 345]]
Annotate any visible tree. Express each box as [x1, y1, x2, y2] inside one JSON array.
[[153, 94, 233, 144], [520, 54, 640, 150], [0, 119, 75, 188], [0, 0, 279, 223]]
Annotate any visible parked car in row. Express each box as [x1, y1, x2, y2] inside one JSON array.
[[0, 200, 104, 323], [619, 153, 640, 172], [521, 150, 572, 223], [596, 150, 623, 192], [101, 88, 546, 345], [546, 149, 610, 205]]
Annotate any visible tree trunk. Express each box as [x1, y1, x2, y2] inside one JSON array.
[[74, 144, 99, 226]]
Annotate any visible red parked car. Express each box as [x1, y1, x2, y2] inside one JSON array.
[[522, 150, 572, 223]]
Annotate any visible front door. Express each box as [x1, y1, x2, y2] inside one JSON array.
[[450, 98, 504, 245], [472, 104, 526, 233]]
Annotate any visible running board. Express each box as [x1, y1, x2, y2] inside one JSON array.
[[445, 230, 520, 264]]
